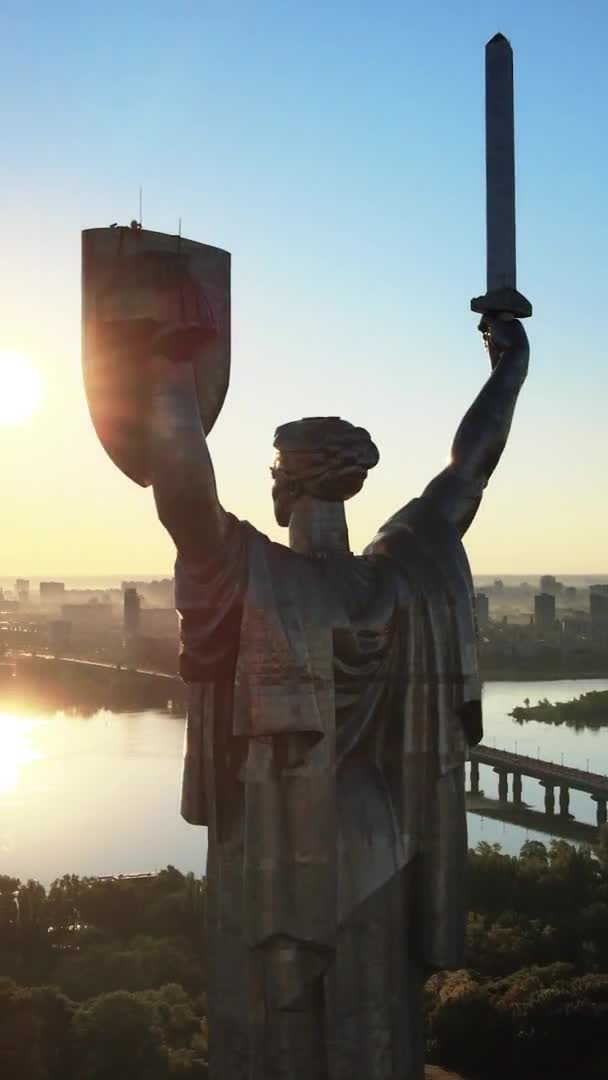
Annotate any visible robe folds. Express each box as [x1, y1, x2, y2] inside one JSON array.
[[175, 496, 481, 1080]]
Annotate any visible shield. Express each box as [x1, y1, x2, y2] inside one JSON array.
[[82, 226, 231, 487]]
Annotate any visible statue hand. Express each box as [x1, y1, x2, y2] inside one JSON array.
[[478, 315, 529, 371]]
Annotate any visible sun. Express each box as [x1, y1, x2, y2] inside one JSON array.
[[0, 351, 42, 425]]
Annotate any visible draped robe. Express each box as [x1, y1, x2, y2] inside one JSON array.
[[175, 496, 482, 1080]]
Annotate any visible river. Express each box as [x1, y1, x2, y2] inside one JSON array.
[[1, 678, 607, 885]]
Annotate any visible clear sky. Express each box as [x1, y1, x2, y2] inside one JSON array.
[[0, 1, 606, 577]]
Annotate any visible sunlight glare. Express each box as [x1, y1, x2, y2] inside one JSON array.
[[0, 714, 39, 793], [0, 351, 42, 425]]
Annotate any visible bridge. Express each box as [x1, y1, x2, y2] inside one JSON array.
[[469, 744, 608, 825], [11, 654, 187, 712]]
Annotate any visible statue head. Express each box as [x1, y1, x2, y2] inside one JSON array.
[[271, 416, 379, 527]]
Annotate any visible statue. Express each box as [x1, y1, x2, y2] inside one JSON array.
[[81, 220, 528, 1079], [81, 35, 532, 1080], [153, 316, 528, 1080]]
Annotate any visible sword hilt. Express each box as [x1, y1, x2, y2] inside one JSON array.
[[471, 286, 532, 319]]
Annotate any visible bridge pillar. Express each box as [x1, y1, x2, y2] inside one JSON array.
[[592, 797, 607, 827], [541, 782, 555, 816], [495, 769, 508, 803], [470, 758, 480, 795], [559, 785, 570, 817], [512, 771, 523, 806]]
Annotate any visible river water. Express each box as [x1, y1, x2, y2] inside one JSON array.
[[1, 679, 607, 885]]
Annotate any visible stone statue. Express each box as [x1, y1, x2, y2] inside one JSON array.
[[80, 32, 533, 1077], [81, 222, 529, 1080], [146, 314, 529, 1080]]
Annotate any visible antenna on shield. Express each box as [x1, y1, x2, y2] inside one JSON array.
[[130, 187, 143, 231], [139, 186, 143, 228]]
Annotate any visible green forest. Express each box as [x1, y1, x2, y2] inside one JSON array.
[[2, 837, 608, 1079]]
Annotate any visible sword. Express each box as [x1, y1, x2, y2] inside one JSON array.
[[471, 33, 532, 320]]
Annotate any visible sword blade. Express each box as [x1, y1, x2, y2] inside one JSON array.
[[485, 33, 516, 292]]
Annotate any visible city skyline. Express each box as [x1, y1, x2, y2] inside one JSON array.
[[1, 2, 607, 575], [4, 572, 608, 591]]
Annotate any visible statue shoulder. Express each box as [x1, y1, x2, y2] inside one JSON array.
[[366, 497, 462, 557], [175, 512, 249, 608]]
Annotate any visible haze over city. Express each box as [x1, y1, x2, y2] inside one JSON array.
[[1, 0, 607, 576]]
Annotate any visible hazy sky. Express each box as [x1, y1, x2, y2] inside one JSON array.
[[1, 1, 606, 577]]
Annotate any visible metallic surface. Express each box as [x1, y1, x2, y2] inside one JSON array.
[[82, 226, 230, 486], [471, 34, 532, 319], [84, 234, 529, 1077], [485, 33, 516, 293], [163, 311, 527, 1077]]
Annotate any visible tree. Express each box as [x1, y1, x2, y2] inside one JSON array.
[[46, 875, 88, 944], [513, 986, 602, 1076], [0, 981, 73, 1080], [27, 985, 74, 1080], [54, 936, 203, 1001], [519, 840, 549, 867], [0, 980, 47, 1080], [73, 991, 169, 1080], [0, 875, 19, 958], [168, 1046, 208, 1078], [426, 974, 512, 1077], [18, 880, 52, 981]]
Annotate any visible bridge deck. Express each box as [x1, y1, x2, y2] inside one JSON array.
[[17, 652, 179, 681], [471, 744, 608, 797]]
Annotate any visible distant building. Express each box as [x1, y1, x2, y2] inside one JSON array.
[[61, 601, 113, 626], [564, 586, 577, 603], [493, 579, 504, 592], [123, 588, 141, 669], [121, 603, 179, 674], [40, 581, 66, 609], [121, 579, 174, 607], [475, 592, 490, 629], [561, 616, 590, 645], [534, 592, 556, 631], [540, 575, 564, 597], [49, 620, 71, 657], [138, 608, 179, 639], [123, 588, 141, 638], [15, 579, 30, 605], [135, 634, 179, 674], [590, 585, 608, 631]]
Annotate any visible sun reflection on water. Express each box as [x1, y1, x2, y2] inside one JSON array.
[[0, 713, 40, 793]]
